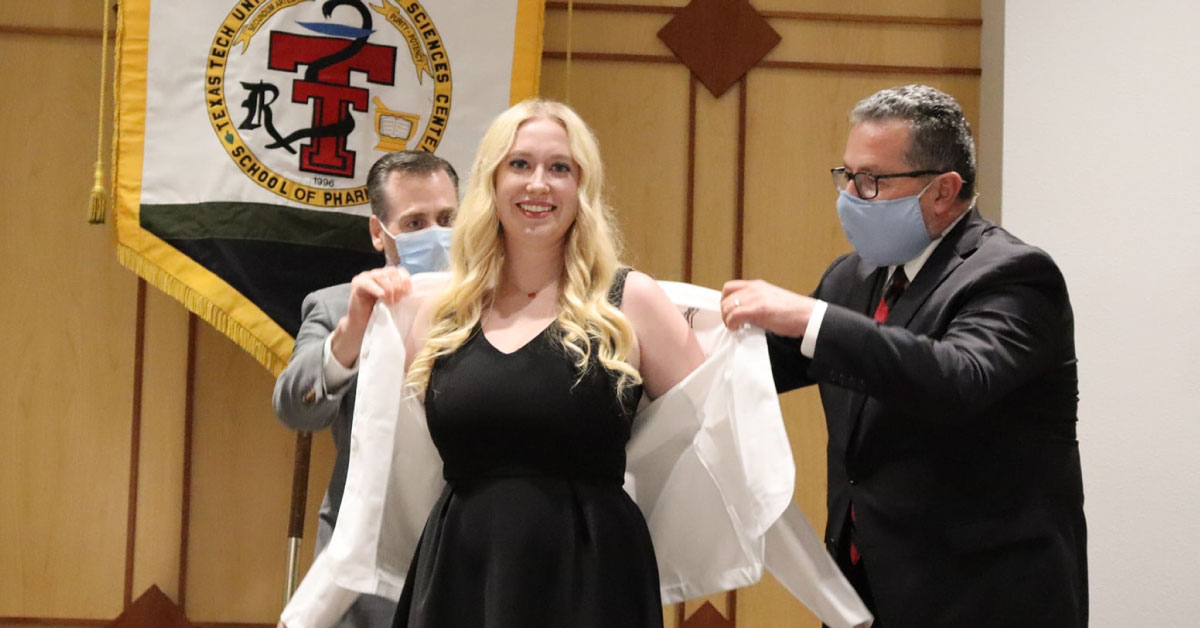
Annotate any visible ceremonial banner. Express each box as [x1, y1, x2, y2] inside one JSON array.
[[115, 0, 544, 373]]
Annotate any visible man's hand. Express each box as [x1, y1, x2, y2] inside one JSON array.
[[330, 266, 412, 368], [721, 279, 816, 337]]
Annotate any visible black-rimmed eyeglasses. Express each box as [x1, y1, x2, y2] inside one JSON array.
[[830, 167, 945, 200]]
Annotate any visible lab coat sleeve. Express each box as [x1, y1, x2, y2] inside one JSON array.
[[282, 274, 449, 628], [279, 550, 357, 628], [766, 502, 874, 628], [627, 281, 871, 628]]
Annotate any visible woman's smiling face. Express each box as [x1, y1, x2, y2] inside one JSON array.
[[493, 116, 580, 247]]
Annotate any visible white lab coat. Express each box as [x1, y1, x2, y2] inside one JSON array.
[[282, 274, 872, 628]]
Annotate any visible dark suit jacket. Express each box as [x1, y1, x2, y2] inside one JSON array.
[[769, 208, 1087, 627]]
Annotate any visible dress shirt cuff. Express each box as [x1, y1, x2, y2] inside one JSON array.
[[799, 300, 828, 359], [322, 334, 357, 396]]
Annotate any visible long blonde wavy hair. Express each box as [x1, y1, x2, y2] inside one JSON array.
[[405, 99, 641, 399]]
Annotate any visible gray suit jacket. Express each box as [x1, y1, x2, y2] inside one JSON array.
[[273, 283, 394, 628]]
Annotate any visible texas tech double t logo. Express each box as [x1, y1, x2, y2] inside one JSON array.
[[206, 0, 452, 207]]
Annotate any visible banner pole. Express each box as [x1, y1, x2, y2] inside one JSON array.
[[285, 431, 313, 604]]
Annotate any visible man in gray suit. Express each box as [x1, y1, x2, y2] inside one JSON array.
[[273, 150, 459, 628]]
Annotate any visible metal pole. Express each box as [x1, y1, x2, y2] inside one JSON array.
[[285, 430, 313, 604]]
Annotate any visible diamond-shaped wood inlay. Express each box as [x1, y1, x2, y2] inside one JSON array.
[[680, 600, 736, 628], [105, 586, 194, 628], [658, 0, 781, 98]]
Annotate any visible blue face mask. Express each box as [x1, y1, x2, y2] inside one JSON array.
[[835, 181, 934, 267], [380, 224, 452, 274]]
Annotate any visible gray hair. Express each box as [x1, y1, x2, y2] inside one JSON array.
[[850, 85, 976, 200], [365, 150, 460, 219]]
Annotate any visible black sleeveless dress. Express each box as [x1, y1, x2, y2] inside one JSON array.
[[392, 272, 662, 628]]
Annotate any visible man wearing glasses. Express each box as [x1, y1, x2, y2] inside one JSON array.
[[722, 85, 1086, 627]]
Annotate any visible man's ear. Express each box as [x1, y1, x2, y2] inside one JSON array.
[[929, 172, 966, 222], [922, 172, 968, 237], [934, 172, 964, 206], [368, 215, 386, 253]]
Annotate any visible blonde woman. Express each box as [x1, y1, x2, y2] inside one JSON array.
[[391, 100, 705, 627], [279, 100, 873, 628]]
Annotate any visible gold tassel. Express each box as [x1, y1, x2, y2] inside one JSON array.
[[88, 162, 107, 223], [88, 0, 112, 224]]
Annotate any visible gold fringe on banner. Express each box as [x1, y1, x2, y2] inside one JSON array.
[[88, 0, 113, 224], [108, 0, 124, 237], [117, 245, 289, 375]]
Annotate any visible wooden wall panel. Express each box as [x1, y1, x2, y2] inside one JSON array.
[[542, 4, 980, 68], [753, 0, 979, 19], [563, 0, 687, 6], [307, 434, 339, 569], [130, 288, 189, 603], [766, 20, 980, 68], [0, 19, 134, 621], [690, 83, 741, 289], [186, 323, 308, 623], [545, 10, 672, 57], [0, 0, 104, 32], [544, 0, 979, 19], [541, 59, 692, 280]]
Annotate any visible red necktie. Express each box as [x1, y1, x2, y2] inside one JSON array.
[[850, 506, 861, 565], [850, 268, 911, 566], [872, 267, 909, 323]]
